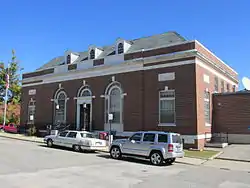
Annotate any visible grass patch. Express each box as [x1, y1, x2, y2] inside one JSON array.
[[184, 150, 219, 159]]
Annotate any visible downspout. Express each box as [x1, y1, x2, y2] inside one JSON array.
[[141, 49, 145, 131]]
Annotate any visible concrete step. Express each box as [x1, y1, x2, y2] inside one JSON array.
[[205, 142, 228, 148]]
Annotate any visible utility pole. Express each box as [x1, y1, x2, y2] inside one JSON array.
[[3, 64, 9, 128]]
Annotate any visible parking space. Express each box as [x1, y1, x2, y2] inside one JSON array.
[[1, 137, 250, 188]]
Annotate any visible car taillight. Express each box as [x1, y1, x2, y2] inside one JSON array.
[[168, 144, 173, 152]]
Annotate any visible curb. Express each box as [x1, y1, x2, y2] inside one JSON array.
[[0, 134, 44, 144], [175, 161, 205, 166], [216, 157, 250, 163], [208, 151, 224, 160]]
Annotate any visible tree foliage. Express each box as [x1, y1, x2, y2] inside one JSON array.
[[0, 50, 22, 124], [0, 50, 22, 104]]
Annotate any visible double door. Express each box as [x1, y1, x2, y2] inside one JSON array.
[[80, 103, 91, 131]]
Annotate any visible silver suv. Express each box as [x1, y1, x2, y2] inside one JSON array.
[[109, 131, 184, 166]]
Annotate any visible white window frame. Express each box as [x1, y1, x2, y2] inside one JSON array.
[[105, 85, 123, 124], [158, 89, 176, 126], [117, 43, 124, 54], [204, 90, 211, 126], [54, 90, 67, 124], [27, 99, 36, 124]]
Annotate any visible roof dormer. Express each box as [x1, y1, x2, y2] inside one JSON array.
[[116, 38, 131, 54], [88, 45, 103, 60], [65, 50, 79, 64]]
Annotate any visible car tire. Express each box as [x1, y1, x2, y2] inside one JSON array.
[[47, 139, 53, 147], [73, 145, 81, 152], [150, 151, 163, 166], [165, 158, 176, 165], [110, 146, 122, 159]]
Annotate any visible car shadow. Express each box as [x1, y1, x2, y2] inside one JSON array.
[[96, 154, 172, 167], [38, 144, 97, 154]]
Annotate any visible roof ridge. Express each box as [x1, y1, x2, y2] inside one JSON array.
[[130, 31, 183, 42]]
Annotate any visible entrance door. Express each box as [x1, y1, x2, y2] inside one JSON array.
[[80, 104, 91, 131]]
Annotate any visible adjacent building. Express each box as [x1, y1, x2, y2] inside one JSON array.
[[213, 91, 250, 144], [20, 31, 238, 149]]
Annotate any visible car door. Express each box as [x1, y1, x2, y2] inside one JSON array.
[[64, 132, 78, 147], [140, 133, 156, 156], [122, 133, 143, 155], [55, 131, 69, 146]]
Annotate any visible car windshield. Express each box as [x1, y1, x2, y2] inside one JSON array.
[[172, 134, 182, 144], [80, 133, 94, 138]]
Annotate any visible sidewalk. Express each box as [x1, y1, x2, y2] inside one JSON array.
[[215, 144, 250, 163], [0, 132, 43, 143]]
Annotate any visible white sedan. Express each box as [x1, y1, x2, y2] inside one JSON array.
[[44, 130, 107, 152]]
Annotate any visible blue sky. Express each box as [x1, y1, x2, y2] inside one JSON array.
[[0, 0, 249, 88]]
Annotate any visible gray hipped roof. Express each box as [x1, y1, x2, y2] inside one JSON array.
[[37, 31, 186, 70]]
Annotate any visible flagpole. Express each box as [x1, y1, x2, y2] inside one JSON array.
[[3, 64, 9, 128]]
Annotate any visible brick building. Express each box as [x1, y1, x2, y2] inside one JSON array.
[[20, 31, 238, 149], [213, 91, 250, 143]]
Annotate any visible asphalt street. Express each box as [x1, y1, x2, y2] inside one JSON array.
[[0, 137, 250, 188]]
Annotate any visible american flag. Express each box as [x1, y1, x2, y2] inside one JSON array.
[[5, 73, 9, 89]]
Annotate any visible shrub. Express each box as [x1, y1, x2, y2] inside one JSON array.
[[27, 126, 37, 136]]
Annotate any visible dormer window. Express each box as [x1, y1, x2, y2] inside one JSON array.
[[66, 55, 71, 64], [90, 49, 95, 59], [116, 39, 131, 54], [118, 43, 124, 54]]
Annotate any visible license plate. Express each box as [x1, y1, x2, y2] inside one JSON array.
[[95, 142, 102, 145]]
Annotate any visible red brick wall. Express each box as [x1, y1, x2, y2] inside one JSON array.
[[213, 93, 250, 134], [143, 63, 198, 135]]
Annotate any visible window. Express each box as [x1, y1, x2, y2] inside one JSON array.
[[159, 90, 175, 124], [105, 82, 123, 124], [81, 133, 94, 138], [204, 91, 210, 124], [90, 49, 95, 59], [118, 43, 124, 54], [66, 55, 71, 64], [214, 77, 218, 92], [143, 133, 155, 142], [77, 86, 92, 97], [129, 133, 142, 142], [59, 131, 68, 137], [158, 134, 168, 143], [28, 99, 36, 124], [232, 85, 236, 92], [81, 89, 91, 97], [67, 132, 77, 138], [54, 90, 67, 124], [221, 80, 224, 93], [172, 134, 182, 143], [226, 83, 230, 92]]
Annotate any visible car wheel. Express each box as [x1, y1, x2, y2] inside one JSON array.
[[150, 151, 163, 166], [110, 146, 122, 159], [47, 139, 53, 147], [73, 145, 81, 152], [165, 158, 175, 165]]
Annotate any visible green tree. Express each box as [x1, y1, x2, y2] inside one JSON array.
[[0, 50, 22, 104]]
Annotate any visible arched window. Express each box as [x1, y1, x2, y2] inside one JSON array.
[[81, 89, 91, 97], [66, 55, 71, 64], [90, 49, 95, 59], [77, 85, 92, 97], [54, 90, 67, 124], [105, 82, 123, 124], [118, 43, 124, 54]]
